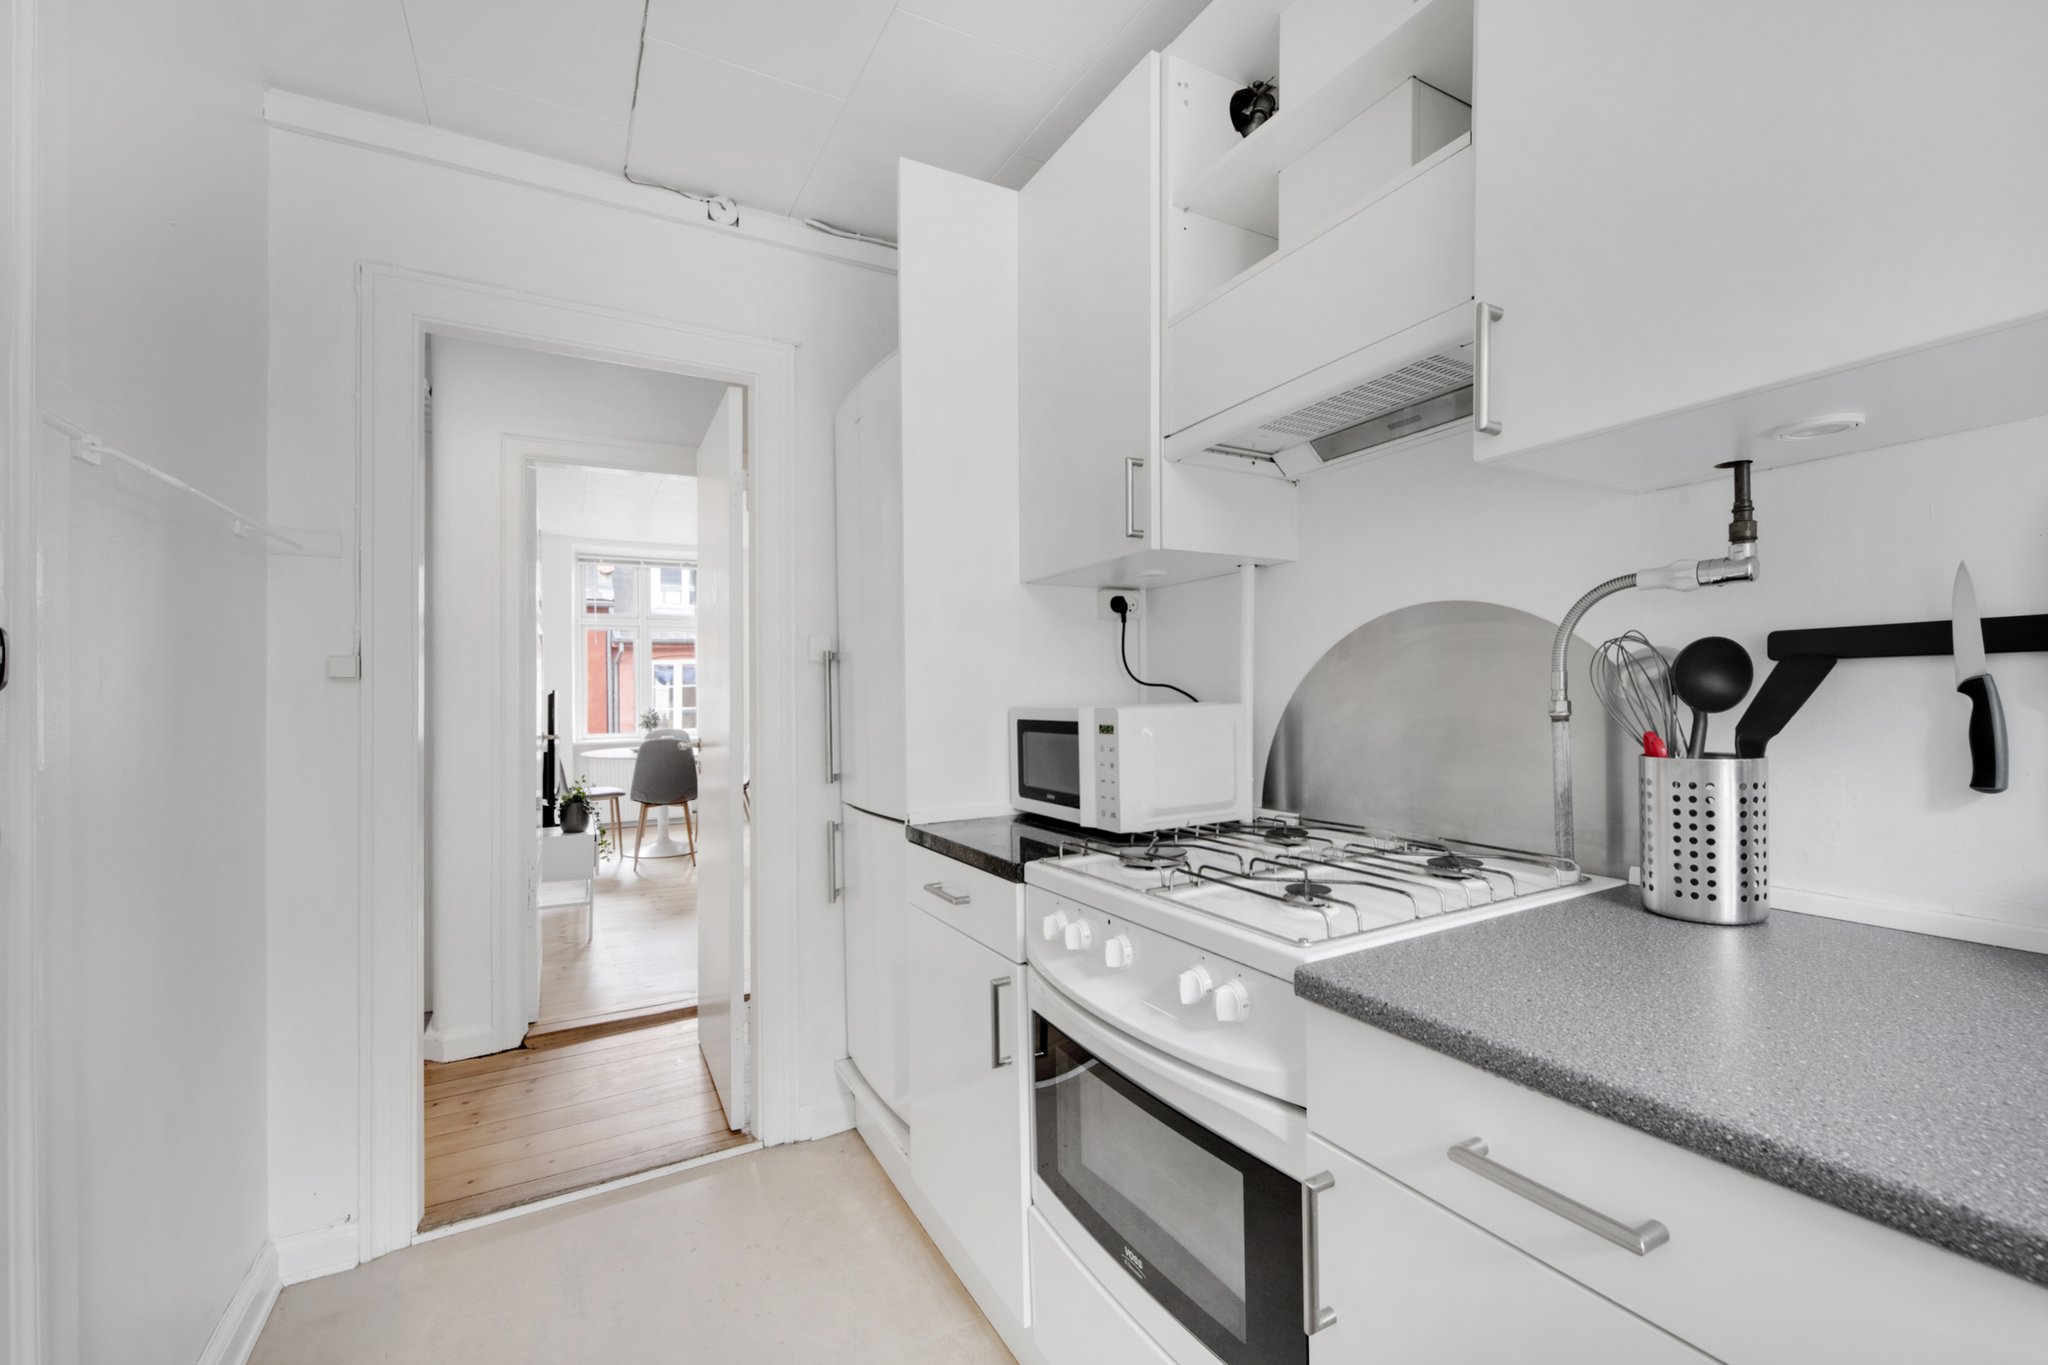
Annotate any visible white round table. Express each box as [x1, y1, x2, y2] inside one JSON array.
[[582, 742, 696, 859]]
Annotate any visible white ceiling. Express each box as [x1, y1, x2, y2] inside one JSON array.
[[261, 0, 1212, 238]]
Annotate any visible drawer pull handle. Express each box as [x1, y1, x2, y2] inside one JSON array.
[[1447, 1137, 1669, 1256], [923, 881, 971, 907], [1301, 1171, 1337, 1335]]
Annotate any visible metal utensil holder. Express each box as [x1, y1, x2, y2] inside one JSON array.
[[1639, 755, 1770, 925]]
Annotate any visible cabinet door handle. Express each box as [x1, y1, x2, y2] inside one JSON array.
[[1124, 457, 1145, 540], [922, 881, 971, 907], [1447, 1137, 1669, 1255], [826, 820, 842, 902], [822, 649, 841, 783], [1301, 1170, 1336, 1335], [990, 976, 1013, 1068], [1473, 300, 1504, 435]]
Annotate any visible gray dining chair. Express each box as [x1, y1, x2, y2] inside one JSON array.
[[629, 729, 697, 868]]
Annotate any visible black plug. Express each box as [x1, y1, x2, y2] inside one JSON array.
[[1110, 593, 1131, 620]]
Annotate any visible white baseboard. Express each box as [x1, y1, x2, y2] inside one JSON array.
[[419, 1022, 503, 1064], [196, 1242, 280, 1365], [275, 1221, 360, 1286], [791, 1090, 856, 1144]]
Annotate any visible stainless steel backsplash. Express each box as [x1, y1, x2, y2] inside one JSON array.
[[1262, 600, 1635, 878]]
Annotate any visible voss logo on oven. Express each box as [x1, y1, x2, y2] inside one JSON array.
[[1120, 1246, 1145, 1279]]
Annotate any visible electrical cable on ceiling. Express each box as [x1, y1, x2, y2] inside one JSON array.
[[1112, 595, 1198, 704]]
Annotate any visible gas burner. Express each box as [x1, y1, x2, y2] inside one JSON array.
[[1427, 853, 1484, 872], [1119, 845, 1189, 871], [1281, 880, 1333, 906], [1262, 826, 1310, 845]]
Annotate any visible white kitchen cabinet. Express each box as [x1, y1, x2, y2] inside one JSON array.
[[1307, 1136, 1709, 1363], [907, 905, 1031, 1327], [1472, 0, 2048, 489], [839, 806, 909, 1119], [1308, 1008, 2048, 1363], [1018, 52, 1297, 588], [832, 352, 906, 819]]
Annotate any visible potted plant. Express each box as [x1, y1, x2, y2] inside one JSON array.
[[555, 778, 613, 858], [639, 708, 662, 734]]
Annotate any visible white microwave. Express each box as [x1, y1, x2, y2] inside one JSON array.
[[1009, 704, 1251, 834]]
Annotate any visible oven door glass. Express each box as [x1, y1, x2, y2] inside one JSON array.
[[1034, 1015, 1304, 1365], [1016, 719, 1082, 810]]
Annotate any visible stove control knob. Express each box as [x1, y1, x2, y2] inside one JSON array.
[[1177, 964, 1217, 1006], [1063, 919, 1094, 952], [1103, 934, 1136, 971], [1212, 979, 1253, 1024], [1040, 910, 1071, 942]]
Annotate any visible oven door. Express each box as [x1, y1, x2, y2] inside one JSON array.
[[1033, 1010, 1306, 1365]]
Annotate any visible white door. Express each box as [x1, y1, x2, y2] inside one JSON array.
[[695, 385, 749, 1129]]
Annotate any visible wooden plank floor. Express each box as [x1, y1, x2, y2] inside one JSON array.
[[531, 829, 698, 1037], [420, 1016, 747, 1230]]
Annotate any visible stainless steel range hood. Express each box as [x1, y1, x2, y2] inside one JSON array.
[[1165, 303, 1477, 481]]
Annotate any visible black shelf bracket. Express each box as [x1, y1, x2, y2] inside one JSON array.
[[1734, 612, 2048, 757]]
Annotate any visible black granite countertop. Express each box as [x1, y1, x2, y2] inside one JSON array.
[[904, 814, 1096, 883], [1295, 886, 2048, 1286]]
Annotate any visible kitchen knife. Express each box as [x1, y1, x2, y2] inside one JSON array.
[[1951, 562, 2009, 794]]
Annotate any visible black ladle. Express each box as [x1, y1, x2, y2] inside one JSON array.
[[1673, 637, 1754, 757]]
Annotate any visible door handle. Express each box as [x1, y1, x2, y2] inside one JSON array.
[[1302, 1171, 1336, 1335], [990, 976, 1013, 1068], [922, 881, 971, 906], [826, 820, 842, 902], [1474, 300, 1504, 435], [1447, 1137, 1669, 1255], [822, 650, 841, 783], [1124, 457, 1145, 540]]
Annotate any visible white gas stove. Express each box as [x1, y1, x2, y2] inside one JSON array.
[[1025, 816, 1614, 1107]]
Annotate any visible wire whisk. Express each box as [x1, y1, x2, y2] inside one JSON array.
[[1591, 631, 1680, 754]]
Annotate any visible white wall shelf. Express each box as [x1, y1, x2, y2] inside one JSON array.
[[1175, 0, 1473, 237]]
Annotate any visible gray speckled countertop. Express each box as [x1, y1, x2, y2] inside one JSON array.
[[904, 815, 1094, 883], [1296, 886, 2048, 1286]]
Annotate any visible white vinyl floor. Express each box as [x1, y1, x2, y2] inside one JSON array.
[[252, 1132, 1015, 1363]]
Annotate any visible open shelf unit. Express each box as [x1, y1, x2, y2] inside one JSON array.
[[1176, 0, 1474, 237]]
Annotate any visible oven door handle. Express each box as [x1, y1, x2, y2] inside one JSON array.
[[1302, 1171, 1337, 1335], [1025, 969, 1306, 1178]]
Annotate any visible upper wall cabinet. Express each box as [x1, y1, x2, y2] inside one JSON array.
[[1018, 54, 1299, 588], [1471, 1, 2048, 490]]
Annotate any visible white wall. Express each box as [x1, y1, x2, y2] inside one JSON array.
[[537, 465, 700, 543], [423, 339, 711, 1058], [32, 0, 271, 1356], [265, 122, 896, 1259], [1149, 417, 2048, 940]]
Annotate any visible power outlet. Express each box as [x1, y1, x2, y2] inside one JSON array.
[[1098, 589, 1143, 622]]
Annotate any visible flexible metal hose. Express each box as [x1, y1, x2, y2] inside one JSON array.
[[1549, 573, 1638, 858]]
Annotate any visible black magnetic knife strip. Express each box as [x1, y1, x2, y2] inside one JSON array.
[[1733, 613, 2048, 759]]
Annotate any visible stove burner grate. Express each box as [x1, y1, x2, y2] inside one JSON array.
[[1119, 845, 1189, 871]]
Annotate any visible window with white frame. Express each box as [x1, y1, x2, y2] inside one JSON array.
[[576, 554, 699, 739]]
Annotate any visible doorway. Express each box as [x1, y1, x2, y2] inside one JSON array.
[[414, 334, 757, 1230]]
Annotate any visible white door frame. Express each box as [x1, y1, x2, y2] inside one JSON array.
[[357, 265, 800, 1261], [3, 0, 41, 1355], [501, 432, 694, 1056]]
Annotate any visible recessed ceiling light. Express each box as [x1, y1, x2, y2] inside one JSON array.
[[1771, 413, 1865, 441]]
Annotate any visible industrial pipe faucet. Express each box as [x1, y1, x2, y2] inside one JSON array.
[[1550, 460, 1759, 859]]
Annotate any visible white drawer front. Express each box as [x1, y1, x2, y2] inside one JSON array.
[[907, 842, 1025, 961], [1308, 1010, 2048, 1363], [1308, 1137, 1710, 1365]]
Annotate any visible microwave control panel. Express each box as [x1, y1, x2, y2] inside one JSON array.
[[1094, 723, 1119, 825]]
